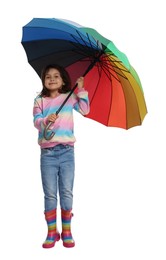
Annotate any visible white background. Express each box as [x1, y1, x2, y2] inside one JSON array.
[[0, 0, 166, 259]]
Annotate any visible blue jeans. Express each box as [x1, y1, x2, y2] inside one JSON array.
[[40, 144, 75, 212]]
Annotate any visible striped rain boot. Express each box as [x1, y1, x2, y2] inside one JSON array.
[[42, 209, 60, 248], [61, 209, 75, 248]]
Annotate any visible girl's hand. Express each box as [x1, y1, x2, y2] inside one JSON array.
[[47, 113, 59, 123], [76, 77, 84, 89]]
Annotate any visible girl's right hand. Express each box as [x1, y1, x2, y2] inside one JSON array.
[[47, 113, 59, 123]]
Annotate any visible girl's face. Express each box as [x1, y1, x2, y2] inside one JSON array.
[[44, 68, 64, 92]]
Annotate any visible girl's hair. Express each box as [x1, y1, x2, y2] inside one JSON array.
[[40, 64, 72, 97]]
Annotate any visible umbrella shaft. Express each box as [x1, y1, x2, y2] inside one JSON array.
[[56, 55, 102, 115], [56, 83, 78, 115]]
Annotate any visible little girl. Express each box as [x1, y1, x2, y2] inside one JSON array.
[[33, 64, 90, 248]]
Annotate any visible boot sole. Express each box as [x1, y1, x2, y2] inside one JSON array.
[[42, 233, 60, 248], [63, 241, 75, 248]]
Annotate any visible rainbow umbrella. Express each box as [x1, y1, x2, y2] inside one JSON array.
[[21, 18, 147, 139]]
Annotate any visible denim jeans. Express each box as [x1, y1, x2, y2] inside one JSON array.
[[40, 144, 75, 212]]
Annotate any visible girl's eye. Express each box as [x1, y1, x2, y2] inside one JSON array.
[[45, 75, 60, 79]]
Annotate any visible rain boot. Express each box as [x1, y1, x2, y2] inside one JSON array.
[[61, 209, 75, 248], [42, 209, 60, 248]]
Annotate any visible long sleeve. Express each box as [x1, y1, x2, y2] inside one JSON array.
[[33, 97, 48, 132], [73, 88, 90, 115]]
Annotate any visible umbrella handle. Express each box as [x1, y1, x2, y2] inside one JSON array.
[[43, 84, 78, 141], [43, 121, 55, 140]]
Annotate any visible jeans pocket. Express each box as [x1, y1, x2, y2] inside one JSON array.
[[41, 147, 53, 156]]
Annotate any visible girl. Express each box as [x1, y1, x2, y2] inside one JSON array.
[[33, 64, 89, 248]]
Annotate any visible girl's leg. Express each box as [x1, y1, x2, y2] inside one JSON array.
[[58, 145, 75, 210], [58, 145, 75, 247], [40, 148, 59, 211], [40, 148, 60, 248]]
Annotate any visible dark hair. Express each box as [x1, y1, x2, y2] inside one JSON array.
[[40, 64, 72, 97]]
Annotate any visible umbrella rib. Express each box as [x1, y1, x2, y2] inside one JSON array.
[[104, 63, 128, 80], [89, 35, 103, 52], [99, 61, 121, 82], [70, 30, 102, 58], [76, 30, 99, 50], [69, 39, 96, 58], [107, 53, 129, 71], [101, 57, 129, 80], [70, 32, 94, 52], [69, 37, 104, 65], [106, 59, 130, 80], [86, 33, 96, 50], [110, 65, 129, 73], [85, 33, 103, 53], [88, 65, 102, 107], [69, 43, 95, 58]]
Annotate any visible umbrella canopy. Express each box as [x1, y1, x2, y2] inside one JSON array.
[[22, 18, 147, 131]]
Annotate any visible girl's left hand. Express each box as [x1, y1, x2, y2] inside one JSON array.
[[76, 77, 84, 89]]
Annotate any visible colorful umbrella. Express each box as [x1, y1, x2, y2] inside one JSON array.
[[21, 18, 147, 139]]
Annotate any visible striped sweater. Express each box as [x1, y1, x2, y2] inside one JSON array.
[[33, 89, 90, 148]]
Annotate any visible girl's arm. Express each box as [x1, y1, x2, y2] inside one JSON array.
[[74, 89, 90, 115], [33, 97, 48, 132], [73, 77, 90, 115]]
